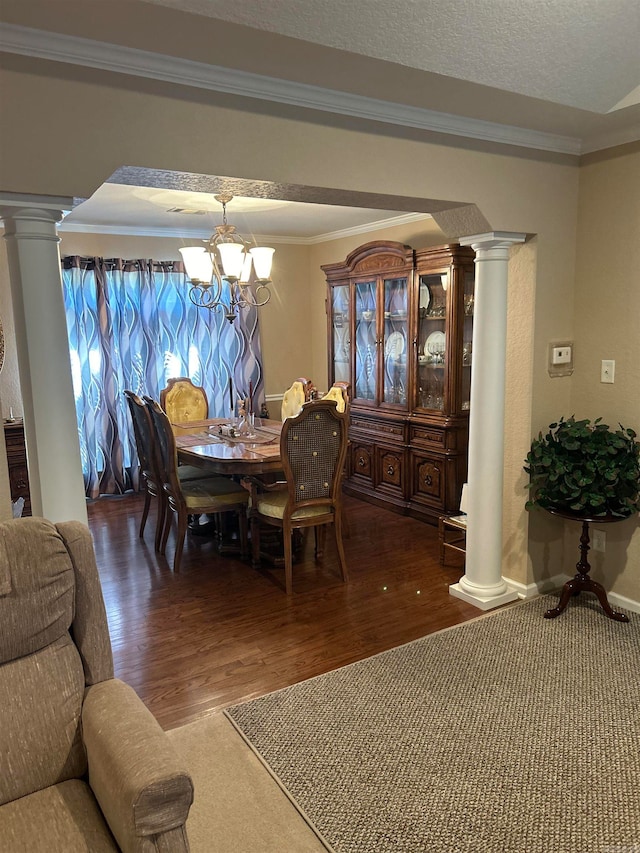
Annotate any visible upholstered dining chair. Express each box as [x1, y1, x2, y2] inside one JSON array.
[[144, 397, 249, 572], [160, 377, 208, 425], [245, 398, 349, 595], [0, 516, 193, 852], [322, 381, 351, 413], [124, 391, 215, 553], [280, 376, 316, 420]]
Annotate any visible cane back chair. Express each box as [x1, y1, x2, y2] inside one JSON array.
[[246, 398, 349, 595]]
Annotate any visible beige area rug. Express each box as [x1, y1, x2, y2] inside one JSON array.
[[167, 713, 324, 852], [221, 596, 640, 853]]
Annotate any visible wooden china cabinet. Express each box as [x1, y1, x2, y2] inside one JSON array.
[[322, 241, 475, 524]]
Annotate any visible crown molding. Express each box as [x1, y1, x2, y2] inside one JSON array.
[[58, 212, 431, 244], [0, 24, 583, 156]]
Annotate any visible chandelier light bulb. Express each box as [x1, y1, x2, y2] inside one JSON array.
[[250, 246, 275, 281], [217, 242, 245, 280], [179, 246, 213, 283]]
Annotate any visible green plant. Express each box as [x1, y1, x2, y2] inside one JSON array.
[[524, 416, 640, 518]]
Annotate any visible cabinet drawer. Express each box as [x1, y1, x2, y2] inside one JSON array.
[[410, 425, 446, 450], [351, 416, 405, 442]]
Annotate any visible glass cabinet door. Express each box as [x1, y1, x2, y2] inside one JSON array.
[[330, 284, 351, 384], [416, 273, 447, 412], [461, 270, 475, 411], [354, 281, 377, 402], [382, 276, 408, 406]]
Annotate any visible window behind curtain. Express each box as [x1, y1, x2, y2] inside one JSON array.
[[61, 256, 265, 499]]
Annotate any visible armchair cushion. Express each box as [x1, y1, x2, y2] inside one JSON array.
[[1, 779, 119, 852], [0, 634, 86, 805]]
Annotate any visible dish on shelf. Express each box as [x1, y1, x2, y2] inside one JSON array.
[[419, 283, 431, 313], [425, 330, 446, 358], [385, 331, 405, 359]]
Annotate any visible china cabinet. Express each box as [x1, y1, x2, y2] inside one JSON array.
[[322, 241, 475, 523]]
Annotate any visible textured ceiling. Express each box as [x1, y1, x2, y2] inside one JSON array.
[[147, 0, 640, 112]]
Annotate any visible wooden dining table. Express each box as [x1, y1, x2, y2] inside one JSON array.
[[173, 418, 284, 477]]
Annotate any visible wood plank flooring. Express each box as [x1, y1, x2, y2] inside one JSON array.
[[88, 493, 480, 731]]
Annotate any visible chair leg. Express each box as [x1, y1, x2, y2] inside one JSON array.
[[333, 512, 349, 584], [160, 506, 172, 556], [173, 509, 188, 573], [283, 520, 294, 595], [238, 507, 249, 559], [154, 494, 167, 553], [139, 489, 152, 539], [438, 517, 445, 566], [250, 510, 261, 568], [314, 524, 327, 559]]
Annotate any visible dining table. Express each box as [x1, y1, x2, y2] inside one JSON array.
[[173, 417, 284, 477]]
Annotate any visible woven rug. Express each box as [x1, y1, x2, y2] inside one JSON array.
[[225, 596, 640, 853]]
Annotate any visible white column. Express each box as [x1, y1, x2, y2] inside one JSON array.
[[1, 204, 88, 523], [449, 232, 525, 610]]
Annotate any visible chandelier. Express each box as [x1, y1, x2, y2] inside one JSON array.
[[179, 194, 275, 323]]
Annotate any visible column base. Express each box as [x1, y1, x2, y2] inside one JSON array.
[[449, 580, 519, 611]]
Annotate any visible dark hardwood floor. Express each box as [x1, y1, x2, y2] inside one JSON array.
[[88, 492, 479, 731]]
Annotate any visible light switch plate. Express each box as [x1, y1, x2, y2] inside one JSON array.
[[601, 360, 615, 383]]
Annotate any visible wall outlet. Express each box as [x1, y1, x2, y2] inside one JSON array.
[[592, 529, 606, 552]]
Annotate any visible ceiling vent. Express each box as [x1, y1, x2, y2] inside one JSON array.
[[167, 207, 209, 215]]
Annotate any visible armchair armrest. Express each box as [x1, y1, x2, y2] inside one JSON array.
[[82, 678, 193, 853]]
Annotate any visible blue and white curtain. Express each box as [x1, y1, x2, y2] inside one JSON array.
[[61, 256, 265, 498]]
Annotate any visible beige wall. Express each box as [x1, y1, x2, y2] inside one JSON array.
[[2, 54, 636, 603], [568, 144, 640, 605]]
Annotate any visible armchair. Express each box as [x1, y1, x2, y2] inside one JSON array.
[[0, 517, 193, 852]]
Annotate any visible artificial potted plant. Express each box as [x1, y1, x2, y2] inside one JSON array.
[[524, 416, 640, 518]]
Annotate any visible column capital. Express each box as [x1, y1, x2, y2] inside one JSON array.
[[459, 231, 527, 257], [1, 207, 65, 243]]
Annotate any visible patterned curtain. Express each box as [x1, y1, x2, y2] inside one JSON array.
[[61, 256, 265, 498]]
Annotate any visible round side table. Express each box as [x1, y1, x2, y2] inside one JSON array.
[[544, 508, 629, 622]]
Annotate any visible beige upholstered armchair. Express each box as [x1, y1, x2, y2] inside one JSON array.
[[0, 518, 193, 852]]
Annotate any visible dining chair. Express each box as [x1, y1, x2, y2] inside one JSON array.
[[144, 397, 249, 572], [280, 376, 315, 420], [160, 376, 208, 425], [124, 390, 167, 551], [245, 398, 349, 594], [322, 381, 351, 413], [125, 391, 216, 552]]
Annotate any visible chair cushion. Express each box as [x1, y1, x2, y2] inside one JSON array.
[[0, 779, 119, 852], [256, 489, 331, 521], [181, 478, 249, 513], [0, 635, 87, 805], [177, 464, 216, 482], [0, 518, 75, 664]]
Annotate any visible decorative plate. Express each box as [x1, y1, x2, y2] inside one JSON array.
[[385, 331, 405, 359], [425, 330, 445, 356], [419, 283, 431, 312]]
